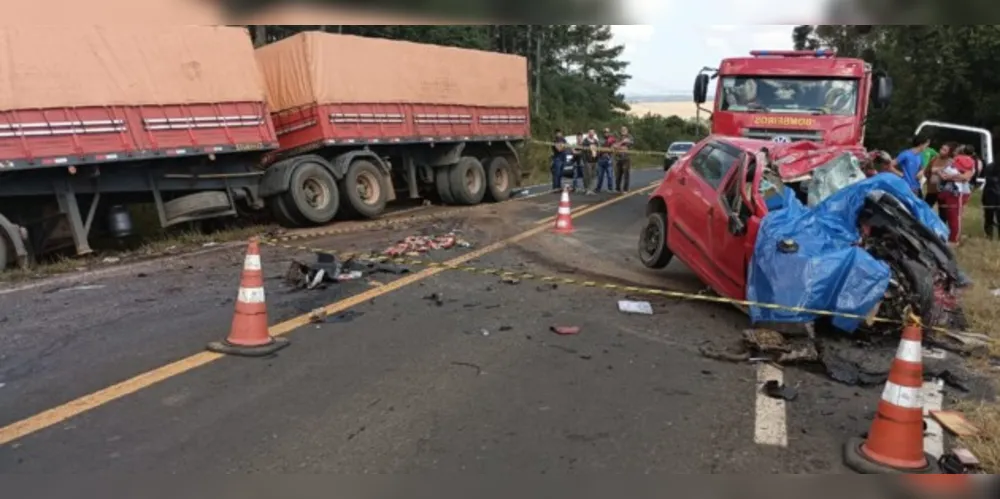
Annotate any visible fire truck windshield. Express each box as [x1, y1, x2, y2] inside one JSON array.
[[719, 76, 859, 117]]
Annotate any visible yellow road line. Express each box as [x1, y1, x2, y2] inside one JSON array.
[[0, 183, 657, 446]]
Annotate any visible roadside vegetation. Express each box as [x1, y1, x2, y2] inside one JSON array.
[[953, 193, 1000, 472]]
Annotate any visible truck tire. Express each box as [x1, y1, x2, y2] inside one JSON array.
[[435, 165, 456, 204], [287, 161, 340, 225], [163, 191, 232, 223], [268, 194, 308, 228], [638, 212, 673, 269], [485, 156, 514, 202], [0, 232, 8, 272], [339, 159, 387, 219], [449, 156, 487, 205]]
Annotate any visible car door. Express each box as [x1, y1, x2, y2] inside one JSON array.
[[668, 141, 743, 290], [707, 154, 756, 300]]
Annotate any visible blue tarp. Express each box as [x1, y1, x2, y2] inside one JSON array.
[[747, 173, 949, 332]]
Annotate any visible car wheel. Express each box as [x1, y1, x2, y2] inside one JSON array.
[[339, 159, 387, 219], [638, 212, 673, 269], [287, 161, 340, 225]]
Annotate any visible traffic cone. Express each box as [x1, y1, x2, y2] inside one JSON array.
[[844, 318, 939, 473], [207, 238, 289, 357], [553, 186, 574, 234]]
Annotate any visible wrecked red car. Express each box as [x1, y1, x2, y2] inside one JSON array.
[[639, 135, 964, 332]]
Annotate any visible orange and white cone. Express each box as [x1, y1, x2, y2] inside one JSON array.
[[207, 238, 289, 357], [844, 318, 938, 473], [553, 186, 575, 234]]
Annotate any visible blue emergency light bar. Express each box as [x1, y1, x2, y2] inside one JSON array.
[[749, 49, 836, 58]]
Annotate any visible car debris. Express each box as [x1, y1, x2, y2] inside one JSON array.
[[617, 300, 653, 315], [762, 380, 798, 401], [381, 232, 471, 257], [930, 410, 979, 437], [287, 252, 413, 290], [550, 325, 581, 336]]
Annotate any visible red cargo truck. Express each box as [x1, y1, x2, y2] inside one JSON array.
[[254, 32, 529, 226], [0, 25, 279, 271], [0, 28, 530, 271]]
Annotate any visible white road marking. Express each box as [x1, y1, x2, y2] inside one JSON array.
[[754, 363, 788, 447], [922, 378, 945, 459]]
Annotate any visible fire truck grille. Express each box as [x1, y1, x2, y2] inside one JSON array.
[[743, 128, 823, 142]]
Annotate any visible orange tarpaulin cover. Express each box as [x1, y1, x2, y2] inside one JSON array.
[[255, 31, 529, 112], [0, 25, 266, 112]]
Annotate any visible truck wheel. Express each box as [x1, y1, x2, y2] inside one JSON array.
[[339, 160, 387, 219], [0, 232, 8, 272], [485, 156, 513, 202], [288, 161, 340, 225], [638, 212, 674, 269], [163, 191, 232, 223], [449, 156, 487, 205], [435, 166, 456, 204], [268, 194, 307, 228]]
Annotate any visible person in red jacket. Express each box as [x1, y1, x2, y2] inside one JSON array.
[[939, 145, 976, 245]]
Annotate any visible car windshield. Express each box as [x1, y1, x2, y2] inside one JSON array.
[[719, 76, 859, 117], [668, 143, 693, 153]]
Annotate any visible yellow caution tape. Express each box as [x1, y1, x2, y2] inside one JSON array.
[[258, 238, 980, 336]]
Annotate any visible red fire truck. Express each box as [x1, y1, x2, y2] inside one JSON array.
[[692, 50, 892, 147]]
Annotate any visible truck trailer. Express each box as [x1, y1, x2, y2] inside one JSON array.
[[254, 32, 529, 226], [0, 25, 279, 271], [0, 27, 530, 271]]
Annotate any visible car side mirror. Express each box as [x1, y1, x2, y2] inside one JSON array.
[[727, 212, 746, 236], [873, 74, 892, 109], [693, 74, 710, 105]]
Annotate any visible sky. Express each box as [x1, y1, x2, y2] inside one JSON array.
[[611, 0, 830, 96]]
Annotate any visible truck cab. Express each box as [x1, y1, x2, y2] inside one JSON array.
[[693, 50, 892, 147]]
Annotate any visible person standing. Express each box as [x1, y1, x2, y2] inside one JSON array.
[[889, 135, 931, 199], [939, 145, 976, 246], [924, 142, 956, 214], [982, 159, 1000, 240], [570, 133, 585, 192], [550, 129, 567, 191], [580, 129, 600, 195], [615, 126, 634, 193], [597, 128, 616, 193]]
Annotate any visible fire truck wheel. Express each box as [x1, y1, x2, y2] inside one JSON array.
[[339, 160, 387, 219], [485, 156, 513, 202], [449, 156, 487, 205], [435, 165, 456, 204], [268, 194, 308, 228], [288, 161, 340, 225], [638, 212, 674, 269]]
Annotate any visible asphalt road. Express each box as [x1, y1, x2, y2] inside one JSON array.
[[0, 167, 899, 473]]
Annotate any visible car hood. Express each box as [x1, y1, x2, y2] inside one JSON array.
[[770, 142, 868, 182]]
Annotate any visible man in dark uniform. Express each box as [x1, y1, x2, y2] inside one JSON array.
[[551, 129, 567, 191]]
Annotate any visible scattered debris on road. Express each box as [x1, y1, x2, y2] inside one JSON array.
[[287, 252, 412, 290], [939, 448, 981, 474], [501, 276, 520, 285], [551, 325, 581, 336], [617, 300, 653, 315], [382, 232, 471, 257], [930, 410, 979, 437], [424, 292, 445, 306], [451, 361, 484, 375], [762, 380, 798, 401]]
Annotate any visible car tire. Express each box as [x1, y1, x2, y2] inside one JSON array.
[[435, 165, 456, 204], [287, 161, 340, 225], [485, 156, 513, 202], [162, 191, 232, 223], [449, 156, 487, 205], [638, 211, 673, 269], [339, 159, 387, 219]]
